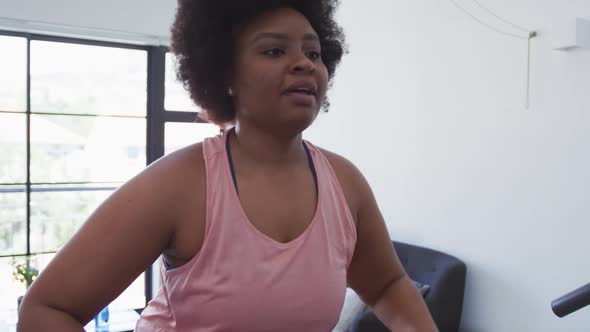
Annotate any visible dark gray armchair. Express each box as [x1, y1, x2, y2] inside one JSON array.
[[351, 241, 467, 332]]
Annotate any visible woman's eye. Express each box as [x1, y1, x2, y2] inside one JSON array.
[[307, 51, 321, 61], [264, 48, 285, 57]]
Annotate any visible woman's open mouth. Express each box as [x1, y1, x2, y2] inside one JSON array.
[[284, 89, 316, 105]]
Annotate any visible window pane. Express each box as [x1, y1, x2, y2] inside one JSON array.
[[30, 184, 114, 253], [31, 41, 147, 116], [0, 113, 27, 183], [0, 186, 26, 256], [165, 122, 220, 155], [30, 114, 146, 183], [0, 254, 145, 318], [0, 257, 28, 314], [0, 36, 27, 112], [110, 273, 146, 311], [164, 53, 200, 112]]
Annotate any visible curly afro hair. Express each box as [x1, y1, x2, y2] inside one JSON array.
[[170, 0, 347, 126]]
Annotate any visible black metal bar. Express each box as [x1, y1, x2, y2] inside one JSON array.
[[2, 30, 153, 51], [27, 111, 146, 119], [164, 110, 208, 123], [147, 46, 167, 163], [32, 186, 117, 192], [0, 30, 32, 39], [36, 182, 121, 186], [0, 30, 149, 51], [552, 283, 590, 318], [0, 250, 58, 259], [145, 45, 167, 304], [0, 186, 118, 193], [0, 110, 27, 115], [0, 182, 26, 186], [0, 186, 26, 193], [3, 181, 121, 186]]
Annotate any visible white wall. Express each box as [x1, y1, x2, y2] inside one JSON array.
[[2, 0, 589, 331], [307, 1, 590, 331]]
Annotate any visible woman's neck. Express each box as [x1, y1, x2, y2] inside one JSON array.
[[232, 123, 307, 169]]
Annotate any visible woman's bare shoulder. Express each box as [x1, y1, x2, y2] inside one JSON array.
[[150, 142, 205, 175], [316, 147, 367, 222], [317, 148, 359, 176], [154, 142, 209, 263], [139, 142, 207, 196]]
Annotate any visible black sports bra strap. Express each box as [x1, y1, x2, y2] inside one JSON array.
[[226, 131, 240, 194], [226, 129, 318, 196]]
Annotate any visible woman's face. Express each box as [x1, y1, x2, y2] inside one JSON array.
[[231, 7, 329, 136]]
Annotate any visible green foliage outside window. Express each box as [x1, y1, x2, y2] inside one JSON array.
[[11, 256, 39, 289]]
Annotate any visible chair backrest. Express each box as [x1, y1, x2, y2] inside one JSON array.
[[393, 241, 467, 332], [351, 242, 466, 332]]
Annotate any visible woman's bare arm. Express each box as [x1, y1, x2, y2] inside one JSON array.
[[323, 150, 437, 331], [348, 167, 437, 331], [17, 144, 205, 331], [348, 173, 437, 331]]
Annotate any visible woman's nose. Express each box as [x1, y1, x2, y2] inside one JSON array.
[[290, 53, 315, 74]]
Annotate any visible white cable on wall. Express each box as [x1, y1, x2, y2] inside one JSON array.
[[447, 0, 537, 109], [470, 0, 531, 34]]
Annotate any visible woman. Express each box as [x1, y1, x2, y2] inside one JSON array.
[[18, 0, 438, 331]]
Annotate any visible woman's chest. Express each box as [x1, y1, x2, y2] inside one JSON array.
[[166, 241, 349, 332]]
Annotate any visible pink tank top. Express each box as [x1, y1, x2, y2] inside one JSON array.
[[136, 131, 357, 331]]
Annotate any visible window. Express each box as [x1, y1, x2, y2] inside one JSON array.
[[1, 31, 220, 319], [163, 50, 219, 153], [0, 36, 27, 113], [164, 52, 199, 113], [0, 33, 151, 316], [1, 36, 31, 314], [164, 122, 220, 155]]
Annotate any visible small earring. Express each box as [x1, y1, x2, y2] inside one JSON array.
[[228, 88, 234, 96]]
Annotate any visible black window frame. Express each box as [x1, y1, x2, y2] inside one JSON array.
[[0, 29, 208, 309]]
